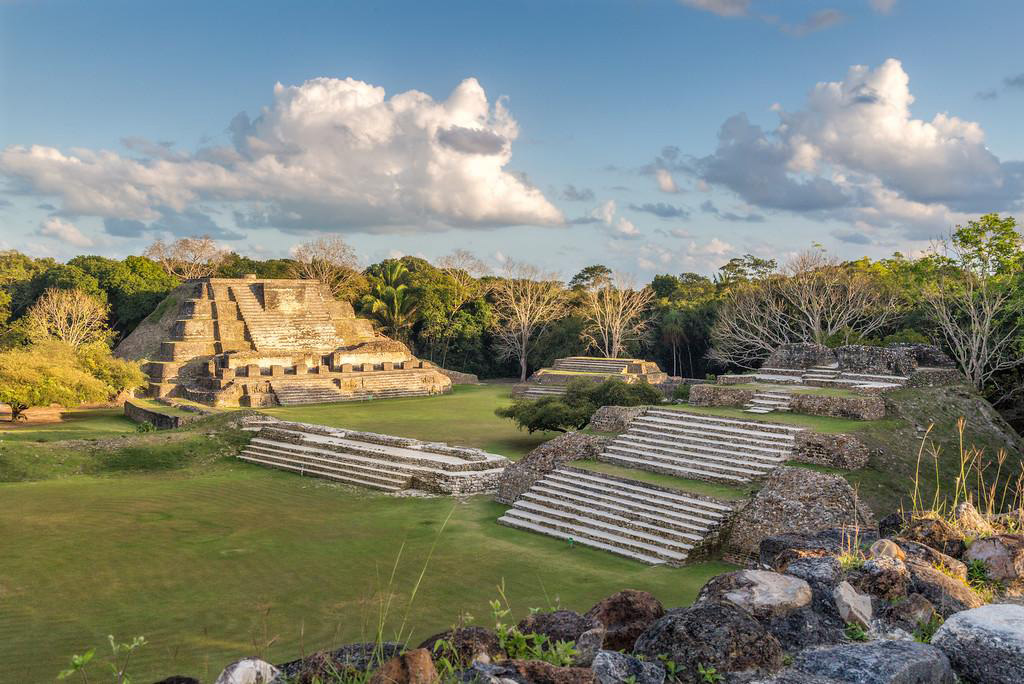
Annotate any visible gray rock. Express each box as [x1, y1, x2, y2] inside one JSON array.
[[572, 626, 606, 667], [881, 593, 937, 633], [892, 538, 967, 580], [517, 609, 598, 644], [869, 539, 906, 561], [789, 641, 953, 683], [931, 603, 1024, 684], [213, 659, 280, 684], [276, 642, 403, 679], [853, 556, 910, 601], [591, 650, 665, 684], [634, 602, 783, 681], [905, 559, 983, 617], [963, 534, 1024, 581], [698, 569, 812, 619], [584, 589, 665, 652], [953, 501, 996, 537], [833, 581, 872, 629]]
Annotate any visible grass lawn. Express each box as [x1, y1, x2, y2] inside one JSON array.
[[263, 384, 554, 459], [569, 460, 753, 501], [0, 469, 733, 682], [0, 408, 137, 443]]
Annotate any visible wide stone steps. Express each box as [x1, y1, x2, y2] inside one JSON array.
[[519, 386, 567, 398], [243, 440, 457, 482], [744, 390, 793, 415], [272, 381, 346, 405], [594, 408, 800, 485], [498, 467, 733, 565], [238, 447, 410, 491], [624, 427, 791, 458], [610, 434, 787, 469]]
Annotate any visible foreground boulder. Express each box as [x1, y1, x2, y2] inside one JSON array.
[[891, 538, 966, 580], [468, 659, 597, 683], [931, 603, 1024, 684], [963, 534, 1024, 581], [634, 602, 783, 681], [900, 517, 965, 558], [418, 626, 503, 666], [584, 589, 665, 651], [726, 468, 875, 563], [591, 650, 664, 684], [276, 642, 403, 680], [782, 640, 953, 684], [517, 610, 598, 644], [760, 529, 877, 572], [905, 559, 984, 617], [368, 648, 437, 684], [697, 570, 812, 619], [213, 659, 280, 684]]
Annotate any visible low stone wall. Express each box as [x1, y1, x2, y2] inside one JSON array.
[[413, 470, 504, 495], [906, 367, 963, 388], [789, 394, 886, 421], [764, 343, 836, 369], [437, 367, 480, 385], [791, 432, 871, 470], [495, 432, 610, 504], [688, 384, 753, 408], [588, 405, 647, 433], [123, 400, 199, 429]]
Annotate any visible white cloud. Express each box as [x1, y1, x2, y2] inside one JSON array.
[[584, 200, 643, 240], [682, 58, 1023, 240], [655, 168, 679, 193], [869, 0, 897, 14], [677, 0, 750, 18], [614, 217, 640, 237], [36, 216, 93, 247], [1, 77, 564, 236]]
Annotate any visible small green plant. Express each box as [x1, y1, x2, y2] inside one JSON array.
[[134, 421, 156, 433], [489, 581, 578, 667], [696, 662, 724, 683], [58, 635, 147, 684], [913, 614, 944, 644], [623, 676, 638, 684], [965, 558, 1002, 602], [657, 654, 680, 682], [844, 622, 869, 642]]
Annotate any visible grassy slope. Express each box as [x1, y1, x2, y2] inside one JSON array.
[[842, 384, 1024, 516]]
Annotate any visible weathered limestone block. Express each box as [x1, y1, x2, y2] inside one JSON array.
[[764, 343, 837, 370], [791, 432, 871, 469], [789, 394, 886, 420], [688, 383, 754, 408], [931, 603, 1024, 684], [587, 405, 647, 433]]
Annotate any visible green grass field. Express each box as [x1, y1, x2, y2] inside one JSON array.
[[0, 384, 737, 682], [0, 470, 731, 682]]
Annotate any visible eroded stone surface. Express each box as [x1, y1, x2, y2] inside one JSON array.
[[699, 570, 812, 619], [905, 559, 984, 617], [964, 535, 1024, 581], [833, 581, 872, 629], [932, 603, 1024, 684], [584, 589, 665, 652], [787, 641, 953, 684], [591, 650, 664, 684]]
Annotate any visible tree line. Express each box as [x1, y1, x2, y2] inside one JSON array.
[[1, 214, 1021, 424]]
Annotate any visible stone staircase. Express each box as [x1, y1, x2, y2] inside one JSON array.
[[238, 419, 507, 494], [498, 467, 733, 565], [230, 283, 339, 352], [271, 380, 347, 405], [551, 358, 632, 374], [516, 386, 568, 399], [350, 373, 434, 400], [744, 390, 793, 414], [803, 365, 840, 383], [753, 365, 907, 391], [600, 408, 801, 484]]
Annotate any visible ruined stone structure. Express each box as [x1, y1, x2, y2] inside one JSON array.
[[238, 416, 508, 494], [512, 356, 668, 399], [130, 276, 451, 406]]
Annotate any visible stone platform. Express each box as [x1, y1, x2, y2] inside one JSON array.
[[119, 275, 451, 407], [512, 356, 668, 399], [238, 416, 508, 494]]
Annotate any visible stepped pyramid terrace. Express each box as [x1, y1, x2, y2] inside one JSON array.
[[513, 356, 668, 399], [115, 275, 451, 407]]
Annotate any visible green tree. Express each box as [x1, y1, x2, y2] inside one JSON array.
[[361, 260, 419, 342], [568, 264, 612, 291]]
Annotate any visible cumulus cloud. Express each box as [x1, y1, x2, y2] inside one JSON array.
[[634, 237, 736, 273], [575, 200, 643, 240], [869, 0, 897, 14], [0, 77, 564, 236], [36, 216, 93, 247], [656, 168, 680, 193], [672, 58, 1023, 239]]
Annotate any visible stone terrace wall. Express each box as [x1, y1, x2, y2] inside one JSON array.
[[588, 405, 647, 433], [123, 400, 199, 430], [791, 432, 871, 470], [764, 343, 837, 370], [789, 394, 886, 421], [495, 432, 610, 504], [688, 384, 754, 408]]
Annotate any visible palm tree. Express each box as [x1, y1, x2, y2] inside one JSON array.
[[366, 261, 418, 342]]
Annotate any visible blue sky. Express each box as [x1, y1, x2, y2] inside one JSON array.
[[1, 0, 1022, 278]]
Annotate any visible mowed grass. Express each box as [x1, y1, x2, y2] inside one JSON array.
[[263, 384, 554, 459], [0, 408, 137, 443], [660, 403, 892, 434], [0, 469, 732, 683]]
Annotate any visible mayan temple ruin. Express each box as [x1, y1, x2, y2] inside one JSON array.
[[116, 275, 451, 406], [513, 356, 668, 399]]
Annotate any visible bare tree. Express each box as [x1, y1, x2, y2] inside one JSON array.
[[924, 215, 1024, 393], [491, 261, 568, 381], [579, 273, 653, 358], [709, 249, 899, 368], [289, 235, 363, 299], [25, 288, 111, 348], [434, 250, 492, 367], [145, 236, 227, 280]]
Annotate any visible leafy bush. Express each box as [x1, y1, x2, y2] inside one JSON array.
[[672, 383, 691, 401], [496, 378, 662, 433]]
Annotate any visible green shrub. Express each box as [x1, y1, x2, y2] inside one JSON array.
[[672, 383, 691, 401], [497, 378, 663, 433]]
